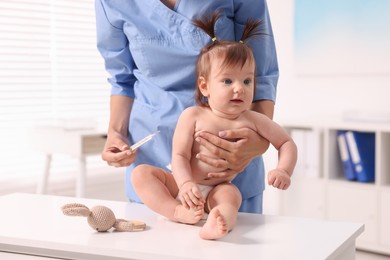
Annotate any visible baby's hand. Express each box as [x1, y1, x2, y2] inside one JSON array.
[[268, 169, 291, 190], [178, 181, 205, 209]]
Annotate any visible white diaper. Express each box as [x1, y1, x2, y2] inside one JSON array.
[[198, 184, 214, 199]]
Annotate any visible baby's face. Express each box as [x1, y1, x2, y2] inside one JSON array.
[[205, 57, 255, 118]]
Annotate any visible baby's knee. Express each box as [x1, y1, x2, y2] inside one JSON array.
[[131, 164, 152, 185]]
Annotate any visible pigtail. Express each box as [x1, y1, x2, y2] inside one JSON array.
[[193, 12, 220, 44], [240, 19, 265, 43]]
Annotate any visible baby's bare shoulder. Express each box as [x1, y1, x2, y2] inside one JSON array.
[[245, 110, 269, 121], [181, 106, 208, 117]]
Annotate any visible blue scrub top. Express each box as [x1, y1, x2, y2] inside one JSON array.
[[95, 0, 279, 208]]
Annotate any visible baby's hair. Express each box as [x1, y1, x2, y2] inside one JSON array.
[[192, 12, 219, 46], [240, 19, 264, 43], [193, 11, 265, 106]]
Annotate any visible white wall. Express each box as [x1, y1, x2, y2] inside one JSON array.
[[263, 0, 390, 214], [268, 0, 390, 120]]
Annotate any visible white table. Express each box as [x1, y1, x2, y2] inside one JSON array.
[[0, 193, 364, 260], [29, 127, 107, 197]]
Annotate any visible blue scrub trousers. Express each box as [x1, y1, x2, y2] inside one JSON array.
[[238, 193, 263, 214]]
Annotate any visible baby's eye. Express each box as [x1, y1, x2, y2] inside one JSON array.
[[223, 79, 232, 85], [244, 79, 252, 85]]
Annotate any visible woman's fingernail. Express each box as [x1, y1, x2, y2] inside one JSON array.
[[195, 137, 200, 142], [219, 131, 226, 137]]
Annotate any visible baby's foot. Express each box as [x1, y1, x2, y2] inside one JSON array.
[[174, 204, 204, 224], [199, 208, 228, 240]]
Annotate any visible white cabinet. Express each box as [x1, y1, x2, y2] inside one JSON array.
[[327, 182, 377, 245], [281, 179, 326, 219], [279, 118, 390, 255], [380, 189, 390, 247]]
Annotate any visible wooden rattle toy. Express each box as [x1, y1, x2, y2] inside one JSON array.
[[61, 203, 146, 232]]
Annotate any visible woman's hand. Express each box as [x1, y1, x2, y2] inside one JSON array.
[[195, 128, 270, 178], [101, 131, 136, 167], [178, 181, 205, 209]]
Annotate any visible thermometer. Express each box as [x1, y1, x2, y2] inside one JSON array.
[[130, 131, 160, 151]]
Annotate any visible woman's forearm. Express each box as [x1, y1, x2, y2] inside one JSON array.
[[251, 100, 274, 119], [108, 95, 133, 136]]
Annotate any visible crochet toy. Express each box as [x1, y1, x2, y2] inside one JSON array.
[[61, 203, 146, 232]]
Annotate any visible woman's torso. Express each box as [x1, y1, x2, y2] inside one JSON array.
[[107, 0, 242, 168], [98, 0, 268, 200]]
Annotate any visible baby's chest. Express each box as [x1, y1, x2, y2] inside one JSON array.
[[195, 118, 254, 134]]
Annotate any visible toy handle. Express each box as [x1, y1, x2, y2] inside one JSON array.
[[114, 219, 146, 232]]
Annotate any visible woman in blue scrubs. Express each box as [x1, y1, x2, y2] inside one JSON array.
[[95, 0, 279, 213]]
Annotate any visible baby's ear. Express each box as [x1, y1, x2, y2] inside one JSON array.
[[61, 203, 90, 217], [198, 76, 209, 97]]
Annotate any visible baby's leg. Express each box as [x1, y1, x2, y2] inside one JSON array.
[[199, 183, 242, 240], [131, 165, 203, 224]]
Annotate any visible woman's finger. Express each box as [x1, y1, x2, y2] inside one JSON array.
[[207, 169, 237, 179], [103, 149, 132, 163], [196, 131, 232, 155], [218, 128, 251, 139], [195, 153, 228, 169]]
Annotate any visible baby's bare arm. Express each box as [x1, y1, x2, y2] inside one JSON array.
[[253, 113, 297, 189], [172, 108, 198, 189]]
